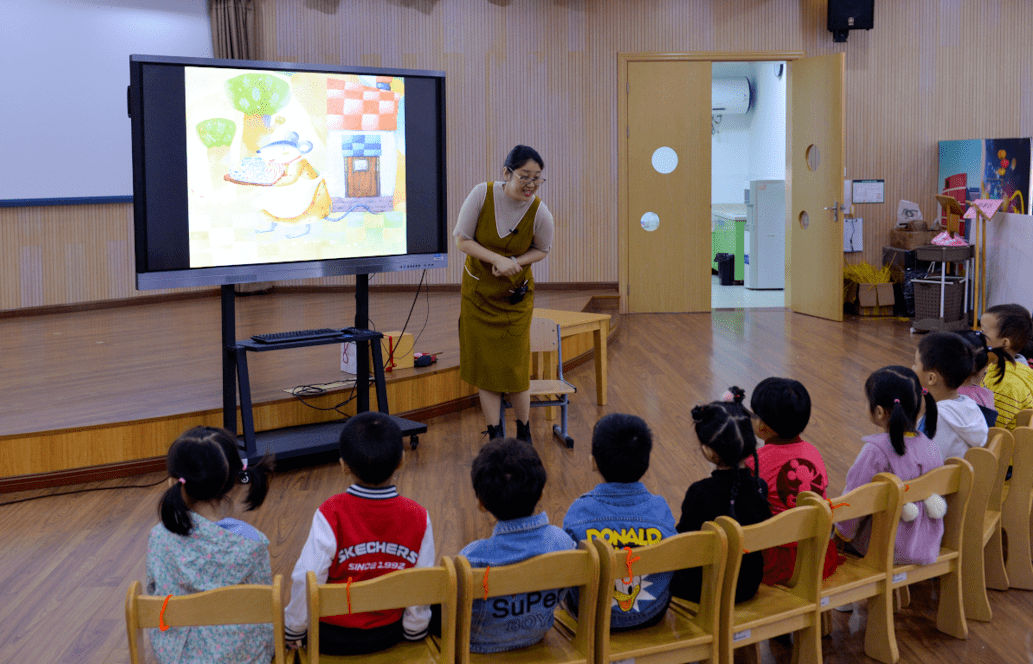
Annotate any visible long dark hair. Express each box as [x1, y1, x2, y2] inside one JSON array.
[[984, 304, 1033, 385], [159, 426, 272, 536], [691, 386, 762, 520], [864, 366, 936, 456]]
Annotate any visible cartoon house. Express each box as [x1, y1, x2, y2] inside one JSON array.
[[325, 77, 402, 215]]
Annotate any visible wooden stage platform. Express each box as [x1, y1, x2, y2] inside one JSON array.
[[0, 287, 617, 488]]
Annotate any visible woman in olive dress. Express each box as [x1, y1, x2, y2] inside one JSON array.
[[454, 145, 554, 443]]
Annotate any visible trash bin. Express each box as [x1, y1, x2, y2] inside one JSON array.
[[715, 253, 735, 286]]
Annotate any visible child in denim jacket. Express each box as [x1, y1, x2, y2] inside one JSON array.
[[562, 413, 676, 630], [458, 438, 574, 653]]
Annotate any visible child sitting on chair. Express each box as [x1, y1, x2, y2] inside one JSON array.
[[284, 412, 435, 655], [671, 387, 771, 604], [980, 303, 1033, 430], [147, 426, 274, 664], [914, 332, 988, 461], [836, 366, 944, 565], [745, 378, 841, 586], [562, 413, 676, 630], [956, 330, 999, 427], [459, 437, 575, 653]]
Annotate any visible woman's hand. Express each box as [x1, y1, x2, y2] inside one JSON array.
[[492, 255, 522, 277]]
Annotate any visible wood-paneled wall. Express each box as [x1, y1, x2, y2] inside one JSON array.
[[3, 0, 1031, 311]]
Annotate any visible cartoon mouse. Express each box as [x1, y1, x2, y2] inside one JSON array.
[[254, 131, 335, 238]]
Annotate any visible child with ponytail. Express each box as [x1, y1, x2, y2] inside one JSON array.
[[670, 387, 771, 604], [836, 367, 944, 566], [980, 303, 1033, 430], [147, 426, 274, 664]]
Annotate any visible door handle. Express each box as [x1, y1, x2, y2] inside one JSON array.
[[824, 201, 840, 223]]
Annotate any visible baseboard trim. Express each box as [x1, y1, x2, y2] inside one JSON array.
[[0, 457, 168, 493]]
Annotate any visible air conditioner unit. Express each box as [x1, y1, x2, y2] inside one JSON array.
[[712, 78, 751, 115]]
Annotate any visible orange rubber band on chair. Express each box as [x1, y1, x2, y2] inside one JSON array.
[[621, 546, 641, 584], [346, 576, 353, 614], [483, 566, 491, 600]]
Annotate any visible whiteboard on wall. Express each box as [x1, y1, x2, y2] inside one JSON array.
[[984, 212, 1033, 310], [1, 0, 212, 204]]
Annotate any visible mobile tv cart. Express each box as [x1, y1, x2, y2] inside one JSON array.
[[221, 275, 427, 463]]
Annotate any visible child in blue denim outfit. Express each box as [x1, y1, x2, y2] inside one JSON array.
[[458, 437, 575, 654], [562, 413, 676, 630]]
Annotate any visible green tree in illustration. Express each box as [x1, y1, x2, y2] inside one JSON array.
[[224, 74, 291, 155], [196, 118, 236, 190]]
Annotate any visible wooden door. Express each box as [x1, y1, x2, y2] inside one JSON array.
[[346, 156, 380, 197], [626, 60, 712, 313], [786, 53, 845, 321]]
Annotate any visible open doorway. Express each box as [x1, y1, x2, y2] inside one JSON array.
[[710, 61, 787, 309]]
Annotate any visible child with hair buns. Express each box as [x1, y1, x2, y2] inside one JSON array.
[[670, 387, 771, 604]]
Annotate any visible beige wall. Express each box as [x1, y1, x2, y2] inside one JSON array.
[[3, 0, 1031, 310]]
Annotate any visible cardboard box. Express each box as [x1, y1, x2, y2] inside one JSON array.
[[890, 228, 938, 250], [341, 331, 415, 374], [857, 282, 894, 308]]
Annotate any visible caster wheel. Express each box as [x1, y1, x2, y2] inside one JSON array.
[[410, 435, 419, 450]]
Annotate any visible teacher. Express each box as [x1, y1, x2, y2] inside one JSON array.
[[454, 145, 554, 444]]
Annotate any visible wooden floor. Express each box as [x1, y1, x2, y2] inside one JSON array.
[[2, 308, 1032, 662]]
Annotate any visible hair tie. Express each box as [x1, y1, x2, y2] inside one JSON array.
[[721, 390, 735, 403], [893, 398, 901, 404], [922, 388, 928, 395], [178, 477, 186, 485]]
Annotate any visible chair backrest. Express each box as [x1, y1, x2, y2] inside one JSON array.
[[305, 560, 457, 664], [716, 501, 832, 607], [529, 317, 561, 354], [800, 471, 905, 575], [591, 524, 727, 662], [1016, 409, 1033, 428], [125, 575, 286, 664], [455, 541, 599, 664], [984, 429, 1015, 513], [901, 458, 974, 555]]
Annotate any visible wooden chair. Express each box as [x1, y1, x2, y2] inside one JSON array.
[[125, 575, 287, 664], [886, 458, 973, 642], [577, 524, 727, 664], [297, 560, 457, 664], [1016, 409, 1033, 428], [1002, 425, 1033, 589], [962, 430, 1013, 621], [798, 472, 906, 664], [499, 317, 578, 448], [455, 541, 599, 664], [713, 501, 833, 664]]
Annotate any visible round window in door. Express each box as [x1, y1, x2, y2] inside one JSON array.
[[640, 212, 660, 232]]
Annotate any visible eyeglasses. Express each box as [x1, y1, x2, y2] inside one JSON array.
[[509, 171, 546, 186]]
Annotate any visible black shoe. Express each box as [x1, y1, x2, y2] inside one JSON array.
[[484, 424, 501, 440], [516, 419, 533, 445]]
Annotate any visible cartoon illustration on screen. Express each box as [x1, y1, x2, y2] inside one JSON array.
[[184, 67, 407, 268]]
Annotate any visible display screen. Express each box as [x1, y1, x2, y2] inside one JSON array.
[[130, 55, 447, 289]]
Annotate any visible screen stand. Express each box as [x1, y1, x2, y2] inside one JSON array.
[[221, 279, 427, 458]]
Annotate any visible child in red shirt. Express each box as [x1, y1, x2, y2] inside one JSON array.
[[745, 377, 840, 585]]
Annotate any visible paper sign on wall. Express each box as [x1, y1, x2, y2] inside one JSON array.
[[852, 179, 885, 203], [844, 218, 863, 252]]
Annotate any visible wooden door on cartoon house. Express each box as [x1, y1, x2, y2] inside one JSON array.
[[346, 156, 380, 197], [342, 134, 382, 198]]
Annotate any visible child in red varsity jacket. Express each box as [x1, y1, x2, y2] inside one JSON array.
[[284, 412, 435, 655]]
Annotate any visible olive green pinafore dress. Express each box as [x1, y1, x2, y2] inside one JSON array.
[[459, 182, 540, 393]]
